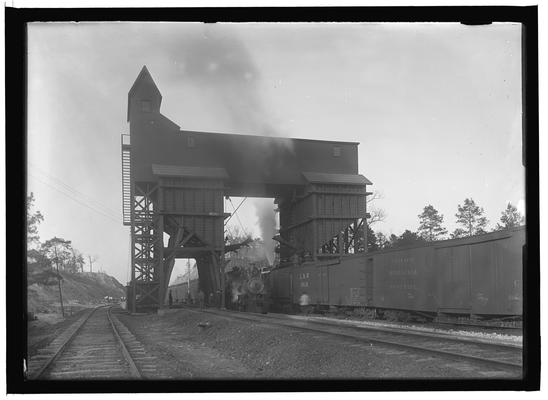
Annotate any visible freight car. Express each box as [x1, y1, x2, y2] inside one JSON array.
[[268, 226, 525, 324], [168, 278, 200, 305]]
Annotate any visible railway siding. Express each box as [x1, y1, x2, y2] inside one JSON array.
[[115, 307, 522, 379], [197, 308, 523, 375], [27, 306, 523, 379]]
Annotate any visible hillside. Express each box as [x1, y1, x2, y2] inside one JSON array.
[[27, 267, 126, 314]]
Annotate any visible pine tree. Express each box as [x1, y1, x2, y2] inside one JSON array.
[[496, 203, 525, 230], [376, 232, 390, 250], [452, 198, 489, 237], [450, 228, 468, 239], [366, 225, 378, 251], [388, 230, 425, 249], [417, 205, 447, 241]]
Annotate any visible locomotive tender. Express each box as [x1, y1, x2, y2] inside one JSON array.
[[268, 226, 524, 320]]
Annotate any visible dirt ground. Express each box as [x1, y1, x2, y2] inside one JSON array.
[[27, 308, 90, 357], [116, 308, 519, 379]]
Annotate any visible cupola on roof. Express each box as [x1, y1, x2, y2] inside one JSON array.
[[127, 65, 163, 121]]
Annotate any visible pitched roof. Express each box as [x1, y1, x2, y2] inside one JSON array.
[[302, 171, 372, 185], [127, 66, 162, 121]]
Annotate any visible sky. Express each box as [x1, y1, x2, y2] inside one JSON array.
[[27, 22, 524, 284]]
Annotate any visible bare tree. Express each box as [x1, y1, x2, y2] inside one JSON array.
[[224, 226, 253, 245], [366, 190, 386, 226], [88, 254, 98, 273], [69, 248, 85, 273]]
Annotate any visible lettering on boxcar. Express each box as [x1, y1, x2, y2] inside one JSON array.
[[350, 287, 364, 305], [389, 256, 417, 276], [299, 272, 309, 288], [475, 292, 489, 306]]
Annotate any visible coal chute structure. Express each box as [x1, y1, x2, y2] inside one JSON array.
[[122, 66, 372, 312]]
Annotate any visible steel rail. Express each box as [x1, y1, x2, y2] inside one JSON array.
[[31, 306, 101, 379], [192, 308, 522, 372], [277, 314, 523, 350], [434, 320, 522, 331], [32, 306, 142, 379], [107, 306, 142, 378]]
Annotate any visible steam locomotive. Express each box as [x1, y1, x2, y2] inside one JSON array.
[[168, 264, 270, 312], [225, 265, 269, 313]]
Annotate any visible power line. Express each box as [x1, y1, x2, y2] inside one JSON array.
[[29, 163, 120, 218], [29, 173, 120, 224], [29, 172, 120, 221], [228, 197, 249, 236], [30, 173, 119, 222], [224, 197, 247, 226]]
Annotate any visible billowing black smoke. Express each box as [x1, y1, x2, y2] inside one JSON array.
[[167, 26, 286, 261], [145, 25, 288, 263], [164, 25, 285, 139]]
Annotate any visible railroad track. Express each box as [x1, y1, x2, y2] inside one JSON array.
[[27, 306, 158, 380], [193, 308, 522, 375]]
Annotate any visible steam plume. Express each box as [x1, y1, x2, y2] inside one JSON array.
[[254, 199, 276, 265], [164, 26, 288, 263]]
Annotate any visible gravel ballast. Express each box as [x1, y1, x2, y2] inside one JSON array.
[[116, 308, 520, 379]]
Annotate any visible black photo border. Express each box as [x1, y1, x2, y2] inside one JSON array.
[[5, 5, 540, 393]]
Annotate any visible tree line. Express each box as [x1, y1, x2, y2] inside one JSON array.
[[27, 193, 99, 275], [367, 197, 525, 251]]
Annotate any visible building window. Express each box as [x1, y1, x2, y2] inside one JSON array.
[[188, 136, 196, 148], [141, 100, 152, 112], [333, 146, 341, 157]]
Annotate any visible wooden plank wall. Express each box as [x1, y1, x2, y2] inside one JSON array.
[[280, 183, 367, 256], [159, 177, 225, 248]]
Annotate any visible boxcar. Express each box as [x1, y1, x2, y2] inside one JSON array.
[[168, 278, 200, 304], [269, 226, 525, 318]]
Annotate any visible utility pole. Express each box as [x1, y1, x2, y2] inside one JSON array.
[[54, 247, 65, 317], [89, 255, 93, 273]]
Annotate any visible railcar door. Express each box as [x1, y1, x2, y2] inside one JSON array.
[[436, 245, 472, 313], [319, 266, 329, 304], [288, 272, 292, 302], [365, 258, 374, 306]]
